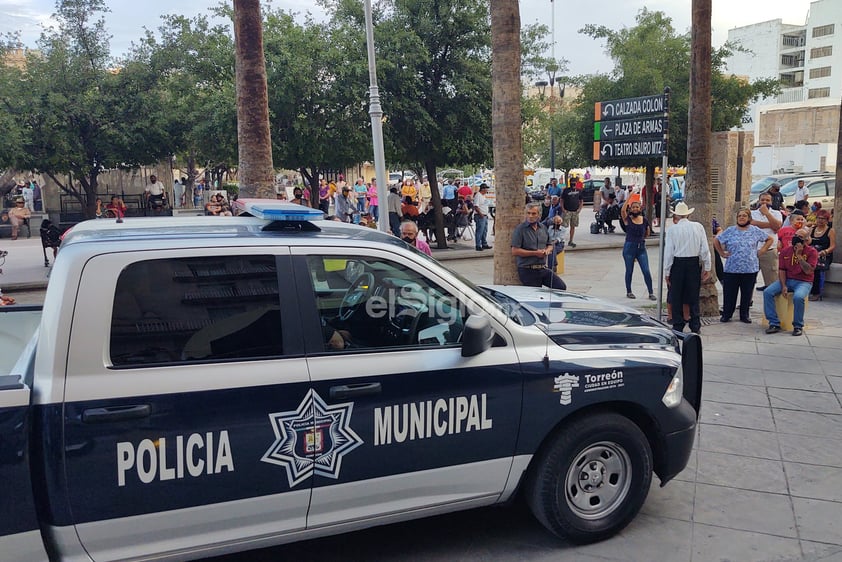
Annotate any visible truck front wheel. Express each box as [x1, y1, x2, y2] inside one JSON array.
[[526, 412, 653, 544]]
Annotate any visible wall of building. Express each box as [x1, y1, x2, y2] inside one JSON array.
[[804, 0, 842, 101], [757, 102, 840, 145], [751, 143, 837, 177]]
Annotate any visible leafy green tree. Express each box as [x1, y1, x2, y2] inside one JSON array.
[[138, 12, 238, 205], [0, 0, 173, 217], [573, 8, 779, 224], [318, 0, 494, 246], [575, 9, 779, 168], [262, 6, 371, 203]]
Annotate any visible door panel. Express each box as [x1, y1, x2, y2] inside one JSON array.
[[62, 250, 314, 561], [293, 249, 523, 526]]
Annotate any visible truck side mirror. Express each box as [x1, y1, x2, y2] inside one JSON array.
[[461, 314, 493, 357]]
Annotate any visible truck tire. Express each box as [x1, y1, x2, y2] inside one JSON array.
[[526, 412, 653, 544]]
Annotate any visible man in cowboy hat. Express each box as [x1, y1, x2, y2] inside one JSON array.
[[664, 201, 711, 333]]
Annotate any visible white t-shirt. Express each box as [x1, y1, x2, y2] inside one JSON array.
[[146, 181, 164, 196], [473, 191, 490, 215], [794, 185, 809, 202], [750, 207, 782, 248]]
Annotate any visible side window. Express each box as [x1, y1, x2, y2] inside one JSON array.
[[110, 255, 283, 367], [305, 255, 466, 353], [809, 182, 827, 197]]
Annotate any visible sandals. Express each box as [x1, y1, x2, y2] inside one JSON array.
[[626, 293, 636, 299]]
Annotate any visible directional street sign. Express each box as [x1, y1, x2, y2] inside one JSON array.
[[592, 138, 666, 161], [593, 92, 668, 161], [594, 94, 665, 122], [593, 116, 665, 142]]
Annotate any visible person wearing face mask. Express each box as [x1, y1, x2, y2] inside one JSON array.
[[714, 208, 774, 323], [620, 197, 656, 300], [399, 220, 432, 256], [290, 187, 306, 206], [763, 234, 817, 336]]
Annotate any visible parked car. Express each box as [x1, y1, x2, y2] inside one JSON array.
[[749, 172, 831, 201], [581, 179, 606, 205], [779, 176, 836, 210]]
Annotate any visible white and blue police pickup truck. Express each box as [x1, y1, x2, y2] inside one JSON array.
[[1, 201, 702, 561]]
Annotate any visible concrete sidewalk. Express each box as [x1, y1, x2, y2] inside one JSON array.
[[0, 236, 53, 291]]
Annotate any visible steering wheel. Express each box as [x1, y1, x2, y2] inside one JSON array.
[[339, 272, 375, 321]]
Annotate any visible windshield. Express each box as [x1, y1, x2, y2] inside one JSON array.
[[778, 178, 803, 196], [406, 249, 525, 323], [750, 177, 781, 194]]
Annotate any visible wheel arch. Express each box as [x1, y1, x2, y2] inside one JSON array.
[[519, 401, 664, 495]]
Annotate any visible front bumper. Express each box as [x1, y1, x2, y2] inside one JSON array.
[[657, 400, 698, 485]]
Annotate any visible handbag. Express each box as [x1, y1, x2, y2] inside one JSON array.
[[816, 252, 832, 271]]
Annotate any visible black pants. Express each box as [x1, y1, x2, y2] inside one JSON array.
[[714, 251, 724, 282], [721, 272, 756, 321], [517, 267, 566, 290], [388, 212, 401, 236], [670, 256, 701, 332]]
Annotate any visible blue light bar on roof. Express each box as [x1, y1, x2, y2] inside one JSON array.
[[233, 199, 325, 221]]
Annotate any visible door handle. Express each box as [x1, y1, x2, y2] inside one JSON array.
[[82, 404, 151, 424], [329, 383, 381, 400]]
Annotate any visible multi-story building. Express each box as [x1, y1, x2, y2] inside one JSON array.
[[725, 0, 841, 177]]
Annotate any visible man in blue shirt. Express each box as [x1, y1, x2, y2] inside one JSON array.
[[441, 180, 457, 210]]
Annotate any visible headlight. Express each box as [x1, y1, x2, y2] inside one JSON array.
[[662, 365, 684, 408]]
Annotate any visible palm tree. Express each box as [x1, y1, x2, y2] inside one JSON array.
[[686, 0, 717, 315], [233, 0, 274, 199], [490, 0, 525, 284]]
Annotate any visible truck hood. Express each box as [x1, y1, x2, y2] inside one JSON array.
[[480, 285, 676, 349]]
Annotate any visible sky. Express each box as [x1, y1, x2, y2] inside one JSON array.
[[0, 0, 816, 75]]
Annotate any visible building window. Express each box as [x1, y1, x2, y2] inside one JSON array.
[[810, 46, 833, 58], [809, 66, 832, 79], [812, 24, 835, 38], [110, 255, 283, 366], [808, 87, 831, 99]]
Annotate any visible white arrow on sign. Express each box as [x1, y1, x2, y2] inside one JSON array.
[[602, 125, 613, 135], [601, 144, 614, 156], [603, 105, 615, 118]]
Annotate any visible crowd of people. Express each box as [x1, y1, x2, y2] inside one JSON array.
[[5, 169, 832, 336], [283, 175, 494, 253]]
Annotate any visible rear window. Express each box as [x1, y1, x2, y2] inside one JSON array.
[[109, 256, 283, 367]]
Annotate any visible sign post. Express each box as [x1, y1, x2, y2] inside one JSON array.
[[593, 89, 670, 320], [657, 87, 671, 322]]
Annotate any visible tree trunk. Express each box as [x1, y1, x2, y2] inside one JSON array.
[[233, 0, 274, 199], [686, 0, 718, 316], [424, 161, 447, 248], [490, 0, 524, 285], [186, 150, 197, 209]]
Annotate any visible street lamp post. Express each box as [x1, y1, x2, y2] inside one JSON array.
[[534, 63, 562, 181], [364, 0, 389, 234]]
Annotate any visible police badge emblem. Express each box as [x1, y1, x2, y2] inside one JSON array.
[[261, 389, 363, 487]]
